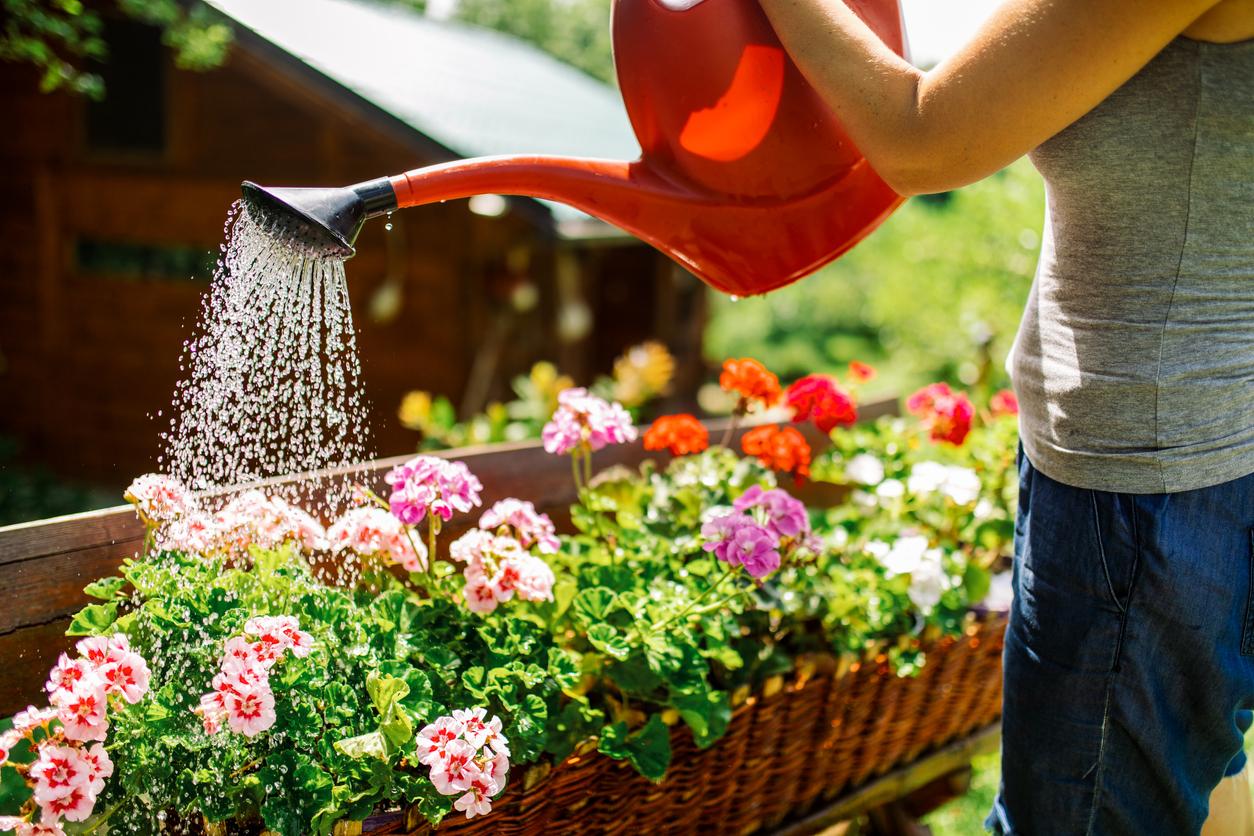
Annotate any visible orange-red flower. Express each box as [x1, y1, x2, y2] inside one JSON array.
[[906, 382, 975, 446], [990, 389, 1019, 418], [848, 361, 877, 384], [719, 358, 781, 409], [643, 414, 710, 457], [741, 424, 811, 480], [785, 375, 857, 433]]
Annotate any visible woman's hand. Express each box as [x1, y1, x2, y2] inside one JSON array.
[[757, 0, 1224, 194]]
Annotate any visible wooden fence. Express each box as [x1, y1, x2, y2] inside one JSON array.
[[0, 403, 897, 715]]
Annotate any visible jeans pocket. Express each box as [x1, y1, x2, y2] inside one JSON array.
[[1090, 490, 1138, 613], [1241, 528, 1254, 656]]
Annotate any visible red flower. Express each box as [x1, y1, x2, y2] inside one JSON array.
[[741, 425, 811, 480], [643, 414, 710, 456], [990, 389, 1019, 418], [907, 382, 974, 446], [786, 375, 857, 433], [848, 361, 877, 384], [720, 358, 782, 408]]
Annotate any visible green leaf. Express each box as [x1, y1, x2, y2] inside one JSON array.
[[366, 672, 413, 748], [333, 731, 389, 761], [82, 576, 126, 601], [586, 624, 631, 661], [670, 689, 731, 748], [66, 602, 117, 636], [571, 586, 619, 626], [597, 715, 672, 782], [963, 563, 991, 603], [547, 647, 581, 691]]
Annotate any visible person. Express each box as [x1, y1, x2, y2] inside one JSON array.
[[755, 0, 1254, 832]]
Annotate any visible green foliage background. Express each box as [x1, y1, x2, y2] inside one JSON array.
[[704, 162, 1045, 398]]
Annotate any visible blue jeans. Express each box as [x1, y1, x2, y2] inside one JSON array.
[[987, 449, 1254, 834]]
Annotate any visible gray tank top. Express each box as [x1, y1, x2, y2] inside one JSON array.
[[1010, 36, 1254, 494]]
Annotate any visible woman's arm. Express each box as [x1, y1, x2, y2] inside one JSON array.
[[757, 0, 1223, 194]]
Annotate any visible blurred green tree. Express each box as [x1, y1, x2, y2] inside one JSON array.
[[1, 0, 232, 97], [704, 161, 1045, 400], [408, 0, 615, 84]]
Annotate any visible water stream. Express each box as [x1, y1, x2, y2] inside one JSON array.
[[160, 201, 373, 514]]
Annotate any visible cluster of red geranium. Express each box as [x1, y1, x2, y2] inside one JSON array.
[[642, 357, 1019, 473], [643, 358, 872, 481]]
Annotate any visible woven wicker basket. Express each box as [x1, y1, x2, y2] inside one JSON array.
[[360, 612, 1007, 836]]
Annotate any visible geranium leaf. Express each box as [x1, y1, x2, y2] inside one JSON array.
[[333, 731, 389, 761], [82, 575, 127, 601], [586, 624, 631, 661], [597, 715, 672, 782], [571, 586, 620, 626], [66, 602, 117, 635]]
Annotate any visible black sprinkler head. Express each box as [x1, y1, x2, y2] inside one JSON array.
[[240, 178, 398, 259]]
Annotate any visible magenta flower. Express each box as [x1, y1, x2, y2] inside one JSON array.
[[733, 485, 810, 540], [542, 388, 637, 455], [701, 513, 781, 579], [385, 455, 483, 526]]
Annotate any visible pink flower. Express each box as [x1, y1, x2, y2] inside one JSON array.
[[246, 615, 314, 659], [385, 456, 483, 526], [124, 473, 189, 525], [13, 705, 57, 735], [212, 491, 326, 552], [38, 784, 94, 823], [45, 656, 92, 699], [0, 730, 20, 766], [416, 716, 466, 767], [52, 680, 109, 743], [157, 510, 219, 553], [80, 744, 113, 796], [23, 819, 68, 836], [327, 506, 427, 572], [453, 708, 490, 748], [453, 782, 495, 819], [195, 692, 227, 735], [222, 635, 269, 671], [223, 680, 276, 737], [430, 739, 482, 795], [484, 723, 511, 760], [511, 555, 555, 603], [733, 486, 810, 540], [74, 635, 126, 669], [30, 745, 91, 803], [98, 651, 151, 704], [701, 514, 781, 578], [463, 577, 503, 614], [542, 388, 637, 455], [479, 499, 559, 554]]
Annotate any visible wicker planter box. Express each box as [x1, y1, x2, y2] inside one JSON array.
[[360, 614, 1006, 835]]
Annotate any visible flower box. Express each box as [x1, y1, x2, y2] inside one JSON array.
[[359, 613, 1005, 835]]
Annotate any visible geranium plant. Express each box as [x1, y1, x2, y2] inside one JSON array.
[[0, 357, 1018, 834]]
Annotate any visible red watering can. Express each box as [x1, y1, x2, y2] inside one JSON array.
[[242, 0, 907, 297]]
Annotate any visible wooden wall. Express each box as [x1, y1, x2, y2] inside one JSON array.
[[0, 35, 692, 495]]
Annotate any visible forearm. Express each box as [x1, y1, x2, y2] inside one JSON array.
[[758, 0, 1221, 195]]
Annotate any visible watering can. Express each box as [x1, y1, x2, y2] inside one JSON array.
[[242, 0, 907, 297]]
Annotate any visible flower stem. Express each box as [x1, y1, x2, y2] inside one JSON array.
[[582, 448, 593, 486], [721, 405, 744, 448], [427, 518, 439, 580], [571, 453, 583, 493], [648, 562, 735, 635]]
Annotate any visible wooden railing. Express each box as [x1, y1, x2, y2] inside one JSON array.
[[0, 402, 897, 714]]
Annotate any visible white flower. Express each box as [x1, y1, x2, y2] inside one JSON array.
[[852, 490, 877, 509], [907, 461, 982, 506], [875, 478, 905, 499], [845, 453, 885, 486], [974, 499, 995, 521], [825, 527, 849, 549], [983, 571, 1014, 612], [865, 540, 891, 560], [907, 461, 948, 495], [940, 466, 980, 505], [907, 549, 950, 614], [880, 535, 930, 577]]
